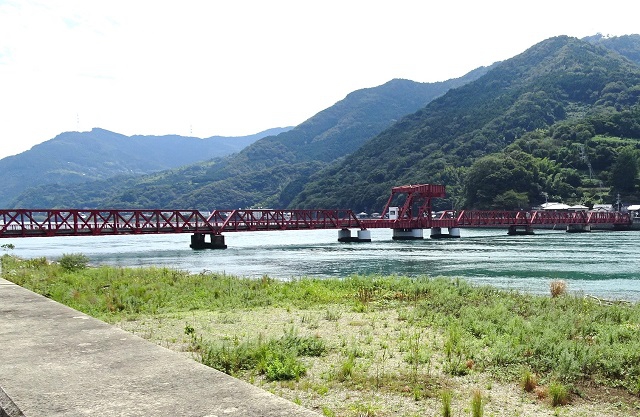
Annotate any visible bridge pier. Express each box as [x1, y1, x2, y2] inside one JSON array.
[[566, 224, 591, 233], [507, 225, 534, 235], [338, 229, 371, 242], [190, 233, 227, 249], [392, 228, 423, 240], [357, 229, 372, 242], [430, 227, 461, 239]]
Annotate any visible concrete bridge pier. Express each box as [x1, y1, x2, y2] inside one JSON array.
[[357, 229, 372, 242], [566, 224, 591, 233], [430, 227, 461, 239], [392, 228, 423, 240], [507, 225, 534, 235], [338, 229, 371, 242], [190, 233, 227, 249]]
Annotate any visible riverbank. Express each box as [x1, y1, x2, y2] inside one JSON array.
[[2, 254, 640, 416]]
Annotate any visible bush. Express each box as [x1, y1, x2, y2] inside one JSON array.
[[59, 253, 89, 272], [200, 328, 317, 381], [550, 280, 567, 297], [260, 350, 306, 381], [279, 327, 326, 356]]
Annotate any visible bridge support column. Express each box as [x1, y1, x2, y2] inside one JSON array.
[[430, 227, 461, 239], [338, 229, 371, 242], [507, 225, 534, 235], [190, 233, 227, 249], [566, 224, 591, 233], [357, 229, 372, 242], [338, 228, 353, 242], [392, 228, 423, 240]]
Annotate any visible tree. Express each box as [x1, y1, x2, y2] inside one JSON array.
[[492, 190, 530, 210], [463, 151, 542, 209], [610, 146, 639, 192]]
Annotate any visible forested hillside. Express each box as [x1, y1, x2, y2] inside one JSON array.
[[291, 35, 640, 211], [0, 127, 289, 207], [10, 71, 491, 209]]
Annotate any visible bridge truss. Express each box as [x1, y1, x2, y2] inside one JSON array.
[[0, 184, 633, 247]]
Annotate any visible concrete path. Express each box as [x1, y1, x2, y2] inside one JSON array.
[[0, 278, 319, 417]]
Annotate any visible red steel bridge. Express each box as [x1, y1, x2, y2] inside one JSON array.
[[0, 184, 632, 248]]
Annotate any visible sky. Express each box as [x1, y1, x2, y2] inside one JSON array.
[[0, 1, 639, 160]]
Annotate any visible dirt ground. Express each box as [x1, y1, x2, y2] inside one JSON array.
[[116, 305, 640, 417]]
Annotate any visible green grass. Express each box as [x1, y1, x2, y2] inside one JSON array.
[[3, 253, 640, 396]]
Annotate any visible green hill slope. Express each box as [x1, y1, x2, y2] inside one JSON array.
[[0, 127, 289, 207], [291, 36, 640, 211]]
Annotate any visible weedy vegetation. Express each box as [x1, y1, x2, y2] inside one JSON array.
[[3, 254, 640, 416]]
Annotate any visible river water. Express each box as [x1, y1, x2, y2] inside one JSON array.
[[4, 228, 639, 301]]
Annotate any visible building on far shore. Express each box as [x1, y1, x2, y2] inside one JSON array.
[[626, 204, 640, 219], [593, 204, 614, 212]]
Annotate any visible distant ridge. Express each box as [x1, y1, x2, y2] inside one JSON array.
[[0, 126, 291, 207]]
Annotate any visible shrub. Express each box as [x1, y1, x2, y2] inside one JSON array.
[[200, 329, 316, 381], [59, 253, 89, 272], [279, 327, 326, 356], [260, 350, 306, 381], [550, 280, 567, 298], [201, 339, 259, 375]]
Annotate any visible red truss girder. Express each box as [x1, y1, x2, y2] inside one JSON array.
[[0, 209, 364, 239], [206, 209, 362, 232], [454, 210, 631, 227], [0, 209, 216, 238]]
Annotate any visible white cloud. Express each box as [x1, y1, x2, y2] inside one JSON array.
[[0, 0, 639, 158]]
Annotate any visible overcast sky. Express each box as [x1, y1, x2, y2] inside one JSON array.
[[0, 1, 638, 160]]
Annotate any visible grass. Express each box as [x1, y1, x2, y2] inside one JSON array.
[[3, 253, 640, 416], [471, 389, 484, 417], [549, 381, 570, 407], [521, 369, 538, 393], [441, 389, 453, 417]]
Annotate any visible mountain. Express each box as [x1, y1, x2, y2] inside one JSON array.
[[10, 69, 492, 209], [584, 33, 640, 65], [291, 35, 640, 211], [0, 127, 290, 207]]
